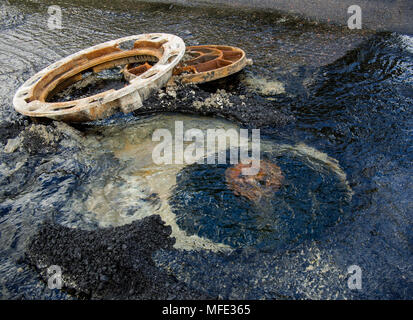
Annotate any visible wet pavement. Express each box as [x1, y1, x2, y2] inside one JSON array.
[[0, 0, 412, 299]]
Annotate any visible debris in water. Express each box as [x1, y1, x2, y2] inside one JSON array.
[[243, 76, 286, 95], [225, 159, 284, 202]]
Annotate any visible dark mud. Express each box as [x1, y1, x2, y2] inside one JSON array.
[[135, 80, 294, 128], [0, 120, 26, 145], [25, 215, 210, 299]]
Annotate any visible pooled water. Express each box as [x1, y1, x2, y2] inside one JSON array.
[[0, 0, 412, 299], [62, 114, 240, 251], [170, 143, 353, 249]]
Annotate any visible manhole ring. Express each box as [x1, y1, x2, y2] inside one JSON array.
[[124, 44, 253, 84], [13, 33, 186, 122]]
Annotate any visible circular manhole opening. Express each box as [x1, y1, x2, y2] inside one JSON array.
[[169, 146, 352, 250]]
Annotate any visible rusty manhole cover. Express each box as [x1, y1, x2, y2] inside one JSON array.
[[13, 33, 185, 122], [124, 45, 253, 84], [225, 159, 284, 202]]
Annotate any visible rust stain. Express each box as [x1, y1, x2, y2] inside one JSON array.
[[225, 160, 284, 202], [125, 44, 253, 85]]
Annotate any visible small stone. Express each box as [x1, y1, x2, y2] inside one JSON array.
[[4, 136, 21, 153], [100, 274, 108, 281]]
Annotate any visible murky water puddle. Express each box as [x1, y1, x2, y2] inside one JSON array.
[[0, 0, 412, 299], [59, 114, 352, 252], [68, 114, 240, 251], [170, 142, 353, 250]]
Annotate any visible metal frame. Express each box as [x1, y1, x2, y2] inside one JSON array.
[[13, 33, 185, 122], [124, 44, 253, 85]]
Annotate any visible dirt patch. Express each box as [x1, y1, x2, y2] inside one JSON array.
[[136, 81, 294, 128], [25, 215, 210, 299]]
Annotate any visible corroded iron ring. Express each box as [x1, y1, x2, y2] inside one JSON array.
[[176, 45, 253, 84], [13, 33, 185, 122], [124, 44, 253, 85]]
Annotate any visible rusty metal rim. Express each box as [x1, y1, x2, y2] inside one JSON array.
[[124, 44, 253, 85], [177, 45, 252, 84], [13, 34, 185, 122]]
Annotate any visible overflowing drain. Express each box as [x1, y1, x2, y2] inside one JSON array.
[[58, 114, 241, 251], [169, 144, 352, 250], [11, 32, 355, 293], [27, 112, 351, 252]]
